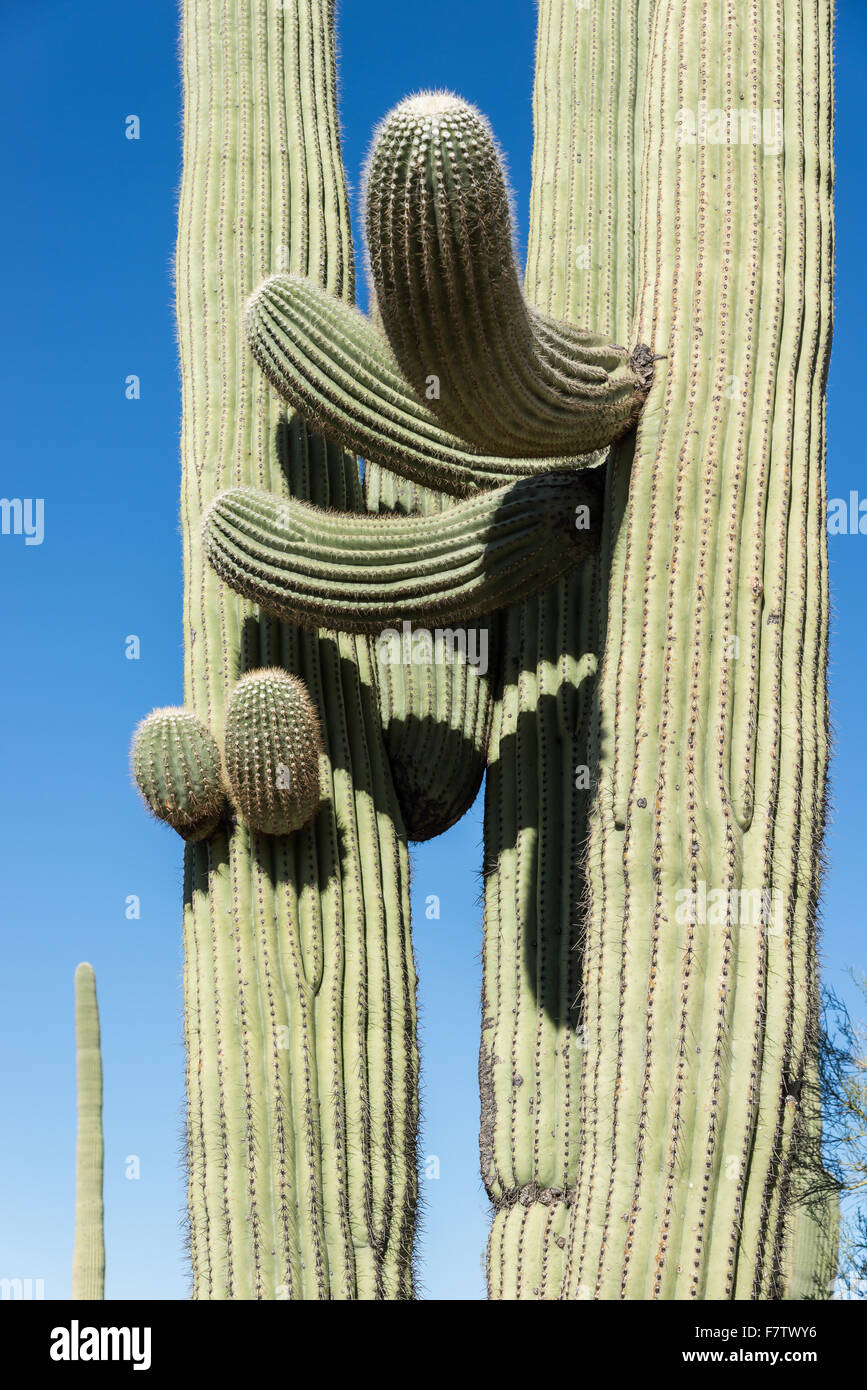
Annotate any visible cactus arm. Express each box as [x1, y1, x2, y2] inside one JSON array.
[[364, 94, 650, 457], [176, 0, 419, 1298], [563, 0, 834, 1299], [72, 963, 104, 1300], [364, 462, 496, 843], [245, 274, 605, 496], [203, 472, 601, 633], [223, 669, 323, 835]]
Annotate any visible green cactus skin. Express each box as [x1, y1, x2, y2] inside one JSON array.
[[223, 669, 323, 836], [202, 472, 601, 634], [176, 0, 420, 1298], [72, 964, 104, 1301], [244, 274, 602, 497], [781, 1193, 839, 1302], [559, 0, 834, 1299], [132, 708, 225, 842], [364, 462, 495, 843], [364, 93, 651, 459]]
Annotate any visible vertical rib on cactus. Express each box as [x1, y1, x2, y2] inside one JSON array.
[[178, 0, 417, 1297], [72, 963, 104, 1300], [563, 0, 834, 1299], [480, 0, 650, 1298]]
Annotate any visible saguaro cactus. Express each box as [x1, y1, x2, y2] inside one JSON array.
[[137, 0, 835, 1299], [136, 0, 625, 1300], [72, 963, 104, 1300]]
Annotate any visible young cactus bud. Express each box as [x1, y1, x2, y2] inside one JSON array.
[[131, 708, 225, 841], [223, 669, 323, 836], [364, 91, 650, 458]]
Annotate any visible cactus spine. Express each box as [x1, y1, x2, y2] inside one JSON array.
[[72, 963, 104, 1300]]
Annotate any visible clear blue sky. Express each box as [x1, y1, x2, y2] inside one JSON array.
[[0, 0, 862, 1301]]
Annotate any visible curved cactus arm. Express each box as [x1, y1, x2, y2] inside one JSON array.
[[72, 963, 104, 1300], [364, 93, 651, 457], [203, 472, 600, 634], [244, 274, 603, 496], [364, 461, 496, 842]]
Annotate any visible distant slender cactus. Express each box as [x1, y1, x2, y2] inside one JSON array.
[[72, 964, 104, 1300]]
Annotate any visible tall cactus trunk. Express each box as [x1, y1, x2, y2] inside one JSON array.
[[481, 0, 651, 1299], [563, 0, 834, 1299], [177, 0, 418, 1299], [483, 0, 834, 1301]]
